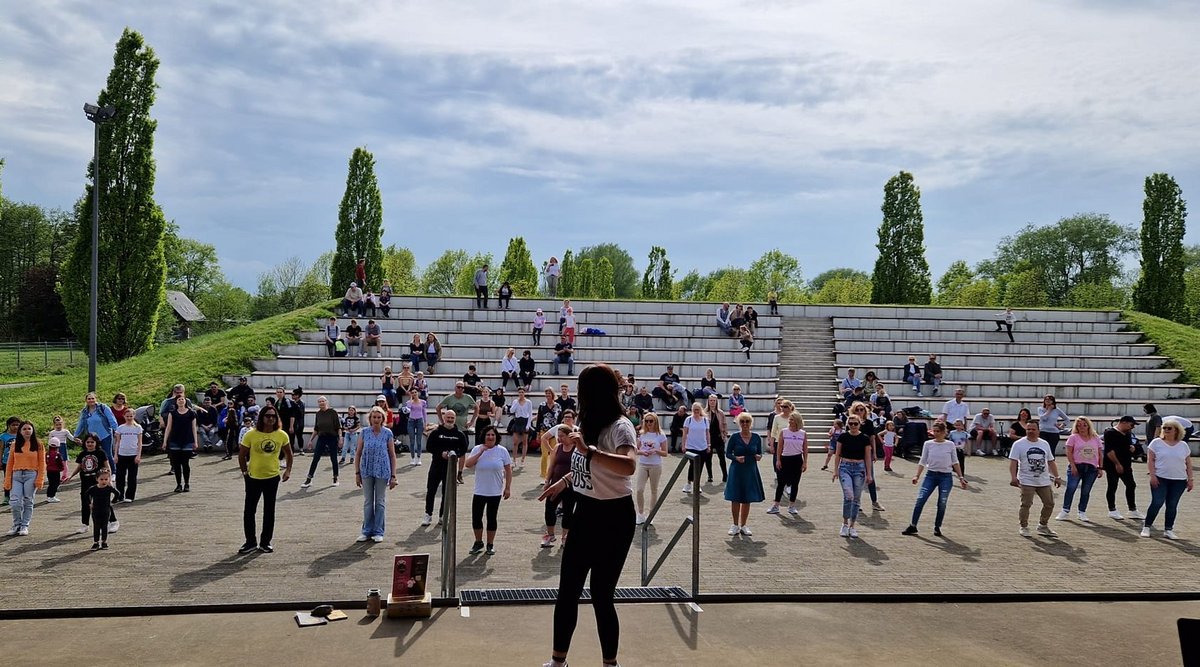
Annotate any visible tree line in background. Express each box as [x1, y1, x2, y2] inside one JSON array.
[[1, 31, 1196, 356]]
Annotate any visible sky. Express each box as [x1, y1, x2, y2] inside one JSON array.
[[2, 0, 1199, 291]]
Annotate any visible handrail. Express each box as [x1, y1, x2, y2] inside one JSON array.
[[440, 452, 458, 599], [640, 450, 702, 599]]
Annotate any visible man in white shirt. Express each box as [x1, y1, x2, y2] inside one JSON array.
[[994, 307, 1016, 342], [716, 303, 732, 336], [971, 408, 998, 456], [341, 282, 365, 317], [839, 369, 862, 399], [940, 388, 971, 427], [1008, 421, 1062, 537]]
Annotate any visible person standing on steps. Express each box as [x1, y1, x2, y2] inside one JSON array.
[[238, 405, 292, 554], [474, 264, 489, 308], [302, 397, 341, 489], [993, 307, 1016, 342], [532, 309, 546, 346], [355, 257, 367, 291], [1009, 421, 1062, 538], [901, 422, 967, 538], [421, 410, 469, 527], [537, 365, 638, 667], [544, 257, 561, 297], [1103, 416, 1143, 521], [768, 290, 779, 315]]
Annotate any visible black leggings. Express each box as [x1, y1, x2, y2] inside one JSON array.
[[775, 455, 803, 503], [472, 494, 501, 532], [686, 450, 711, 482], [167, 449, 192, 486], [46, 472, 61, 498], [545, 488, 576, 528], [532, 327, 543, 345], [92, 510, 111, 543], [306, 435, 340, 481], [80, 481, 116, 525], [553, 494, 635, 660], [706, 441, 728, 481], [1043, 432, 1061, 456], [425, 466, 448, 516], [1105, 464, 1138, 511]]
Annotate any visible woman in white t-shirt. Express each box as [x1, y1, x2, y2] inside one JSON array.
[[113, 410, 144, 502], [545, 256, 560, 297], [634, 412, 669, 524], [537, 364, 637, 667], [680, 402, 710, 494], [768, 412, 808, 516], [464, 425, 512, 556], [1141, 418, 1195, 539]]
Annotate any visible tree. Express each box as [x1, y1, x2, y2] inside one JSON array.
[[871, 171, 932, 305], [1132, 173, 1188, 319], [674, 270, 709, 301], [576, 258, 595, 299], [642, 246, 674, 299], [498, 237, 539, 295], [1001, 269, 1049, 308], [194, 280, 252, 333], [576, 244, 637, 298], [595, 257, 616, 299], [706, 269, 749, 303], [454, 252, 496, 296], [251, 256, 326, 318], [809, 268, 870, 293], [163, 222, 221, 301], [558, 250, 576, 298], [381, 244, 419, 294], [744, 250, 804, 302], [61, 29, 168, 361], [15, 265, 71, 340], [330, 147, 384, 296], [1068, 281, 1128, 310], [1185, 269, 1200, 327], [420, 249, 469, 295], [981, 213, 1136, 306], [0, 201, 48, 338], [954, 278, 995, 307], [814, 276, 873, 304], [934, 260, 975, 306]]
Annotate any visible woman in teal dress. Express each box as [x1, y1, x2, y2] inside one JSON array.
[[724, 411, 765, 536]]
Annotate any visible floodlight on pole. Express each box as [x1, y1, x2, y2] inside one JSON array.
[[83, 102, 117, 393]]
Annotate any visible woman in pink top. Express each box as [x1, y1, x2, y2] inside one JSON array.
[[1055, 416, 1104, 523], [767, 413, 808, 516]]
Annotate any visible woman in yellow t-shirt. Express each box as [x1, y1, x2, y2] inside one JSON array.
[[238, 406, 293, 554]]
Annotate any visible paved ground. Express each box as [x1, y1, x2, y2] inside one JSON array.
[[2, 601, 1194, 665], [1, 451, 1198, 609]]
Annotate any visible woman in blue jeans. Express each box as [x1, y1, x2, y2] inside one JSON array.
[[355, 407, 397, 542], [404, 389, 428, 465], [832, 416, 874, 539], [1141, 418, 1194, 540], [1056, 417, 1103, 522], [901, 422, 967, 537]]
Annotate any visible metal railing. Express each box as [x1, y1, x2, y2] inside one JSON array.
[[640, 451, 701, 599], [440, 452, 459, 599], [0, 340, 84, 372]]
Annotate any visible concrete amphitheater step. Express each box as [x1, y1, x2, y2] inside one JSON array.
[[833, 328, 1143, 344], [834, 339, 1157, 356], [234, 373, 779, 396], [830, 316, 1131, 333], [294, 332, 781, 351], [833, 365, 1184, 385], [331, 307, 782, 328], [820, 382, 1197, 401], [834, 351, 1169, 370], [323, 317, 782, 340]]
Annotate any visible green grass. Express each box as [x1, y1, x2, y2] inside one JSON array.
[[0, 302, 332, 431], [1124, 311, 1200, 387]]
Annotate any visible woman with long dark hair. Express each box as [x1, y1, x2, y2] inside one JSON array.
[[238, 405, 293, 554], [538, 365, 637, 667], [164, 396, 199, 492], [4, 421, 45, 536]]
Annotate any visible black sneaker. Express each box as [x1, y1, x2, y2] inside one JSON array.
[[183, 484, 190, 492], [238, 542, 258, 554], [469, 541, 485, 554], [485, 544, 496, 556], [101, 542, 109, 550], [902, 525, 919, 536], [259, 543, 274, 553], [91, 542, 100, 550], [174, 485, 183, 493], [933, 527, 943, 537]]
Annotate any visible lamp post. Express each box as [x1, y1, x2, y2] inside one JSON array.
[[83, 102, 116, 393]]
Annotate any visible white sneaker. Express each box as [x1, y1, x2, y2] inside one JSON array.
[[1108, 510, 1124, 520], [1128, 510, 1145, 520], [122, 498, 133, 503], [76, 524, 89, 534], [1077, 512, 1090, 523], [788, 506, 799, 515], [1140, 526, 1151, 538], [1165, 530, 1179, 540], [740, 525, 752, 536], [847, 527, 859, 539], [4, 527, 17, 536], [635, 514, 645, 525], [682, 484, 692, 494], [421, 514, 432, 527], [1054, 510, 1069, 521], [728, 524, 739, 536], [46, 496, 61, 503], [331, 480, 340, 487], [783, 485, 792, 496], [300, 480, 311, 488], [1036, 524, 1057, 537], [108, 521, 119, 532], [415, 459, 422, 466], [974, 449, 984, 456], [839, 525, 850, 537], [17, 527, 29, 536], [356, 534, 370, 542], [1019, 526, 1032, 537], [766, 505, 780, 515], [371, 535, 384, 542]]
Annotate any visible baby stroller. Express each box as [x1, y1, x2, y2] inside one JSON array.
[[134, 404, 164, 454]]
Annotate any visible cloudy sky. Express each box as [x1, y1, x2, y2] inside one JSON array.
[[3, 0, 1199, 290]]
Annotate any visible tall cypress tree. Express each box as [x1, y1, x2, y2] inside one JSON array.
[[1132, 173, 1187, 319], [595, 257, 615, 299], [870, 171, 932, 304], [558, 250, 576, 298], [330, 147, 384, 296], [498, 237, 538, 295], [61, 29, 168, 361], [577, 258, 595, 298]]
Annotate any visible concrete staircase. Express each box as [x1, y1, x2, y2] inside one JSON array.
[[775, 317, 838, 439]]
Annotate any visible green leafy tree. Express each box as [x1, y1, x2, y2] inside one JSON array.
[[1132, 173, 1188, 319], [194, 280, 252, 333], [1001, 269, 1049, 307], [163, 222, 221, 301], [642, 246, 674, 299], [576, 258, 595, 298], [61, 29, 168, 361], [814, 276, 873, 304], [558, 250, 576, 298], [743, 250, 804, 302], [871, 171, 932, 305], [954, 278, 995, 307], [0, 200, 51, 337], [498, 237, 539, 295], [330, 147, 384, 296], [595, 257, 616, 299], [576, 243, 637, 298], [934, 260, 975, 306], [809, 268, 870, 293], [15, 265, 71, 340], [706, 269, 749, 303], [454, 252, 496, 295], [251, 256, 329, 318], [420, 249, 469, 295], [381, 245, 419, 294], [1184, 269, 1200, 326], [673, 270, 709, 301], [980, 213, 1136, 305], [1068, 280, 1128, 310]]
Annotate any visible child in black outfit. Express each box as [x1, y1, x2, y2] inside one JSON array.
[[66, 434, 117, 535], [88, 469, 122, 549]]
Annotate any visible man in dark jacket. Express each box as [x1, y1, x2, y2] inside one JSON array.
[[923, 354, 943, 396], [421, 410, 469, 526]]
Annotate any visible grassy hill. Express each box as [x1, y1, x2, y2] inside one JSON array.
[[0, 303, 332, 432], [1125, 311, 1200, 387]]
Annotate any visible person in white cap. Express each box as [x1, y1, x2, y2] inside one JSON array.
[[341, 282, 365, 317]]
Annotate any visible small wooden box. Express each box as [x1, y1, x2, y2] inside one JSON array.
[[386, 592, 432, 619]]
